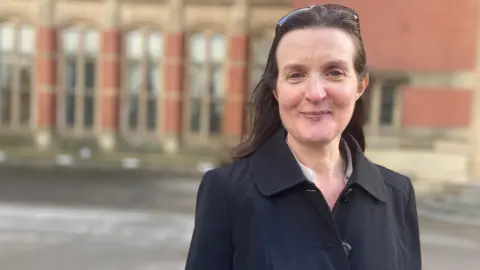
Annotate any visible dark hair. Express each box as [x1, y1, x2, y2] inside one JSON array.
[[232, 5, 368, 160]]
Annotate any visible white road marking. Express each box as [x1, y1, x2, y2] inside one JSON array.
[[421, 233, 479, 249], [0, 203, 194, 246], [55, 154, 74, 166]]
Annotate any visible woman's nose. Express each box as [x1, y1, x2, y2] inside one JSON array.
[[305, 75, 327, 101]]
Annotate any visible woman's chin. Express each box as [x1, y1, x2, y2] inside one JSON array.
[[298, 130, 336, 145]]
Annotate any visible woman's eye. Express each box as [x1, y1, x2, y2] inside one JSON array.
[[326, 70, 344, 77], [286, 72, 304, 79]]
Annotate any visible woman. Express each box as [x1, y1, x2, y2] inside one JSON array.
[[185, 4, 422, 270]]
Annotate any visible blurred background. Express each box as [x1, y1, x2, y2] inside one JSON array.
[[0, 0, 478, 269]]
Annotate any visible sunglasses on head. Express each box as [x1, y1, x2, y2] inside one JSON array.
[[277, 4, 359, 27]]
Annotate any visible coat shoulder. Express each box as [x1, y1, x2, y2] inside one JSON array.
[[206, 157, 252, 190], [374, 164, 414, 200]]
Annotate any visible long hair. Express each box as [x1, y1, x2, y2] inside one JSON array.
[[232, 5, 368, 160]]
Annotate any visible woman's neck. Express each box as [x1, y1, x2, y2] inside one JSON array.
[[286, 133, 345, 182]]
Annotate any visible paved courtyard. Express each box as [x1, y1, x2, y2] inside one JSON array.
[[0, 167, 477, 270]]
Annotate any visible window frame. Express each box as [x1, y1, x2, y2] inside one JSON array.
[[120, 27, 164, 139], [57, 25, 100, 137], [0, 22, 36, 133], [244, 29, 274, 135], [364, 75, 407, 136], [183, 29, 227, 144]]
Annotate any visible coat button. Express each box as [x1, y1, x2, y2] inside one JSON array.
[[342, 241, 352, 257], [341, 188, 353, 203]]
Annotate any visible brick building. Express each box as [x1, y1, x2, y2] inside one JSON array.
[[0, 0, 290, 153], [293, 0, 480, 180], [0, 0, 479, 180]]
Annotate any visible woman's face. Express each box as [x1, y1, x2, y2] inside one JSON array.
[[275, 27, 368, 146]]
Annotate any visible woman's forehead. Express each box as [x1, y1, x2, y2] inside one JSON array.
[[276, 28, 355, 66]]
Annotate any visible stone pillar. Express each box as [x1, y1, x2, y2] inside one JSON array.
[[368, 81, 382, 136], [34, 0, 57, 150], [223, 0, 249, 144], [469, 5, 480, 180], [162, 0, 185, 154], [98, 0, 121, 151]]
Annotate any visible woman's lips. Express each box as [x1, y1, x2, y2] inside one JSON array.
[[301, 111, 333, 120]]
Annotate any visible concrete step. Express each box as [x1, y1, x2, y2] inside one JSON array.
[[417, 183, 480, 226]]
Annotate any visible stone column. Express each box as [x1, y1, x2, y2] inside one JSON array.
[[34, 0, 57, 150], [223, 0, 249, 144], [369, 81, 382, 137], [469, 3, 480, 180], [162, 0, 185, 154], [98, 0, 121, 151]]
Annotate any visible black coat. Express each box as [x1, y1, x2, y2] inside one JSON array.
[[185, 130, 422, 270]]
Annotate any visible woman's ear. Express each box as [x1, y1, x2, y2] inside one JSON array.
[[356, 74, 369, 100]]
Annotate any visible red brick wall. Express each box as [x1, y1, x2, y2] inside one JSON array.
[[223, 34, 248, 136], [100, 30, 121, 130], [293, 0, 478, 71], [293, 0, 477, 130], [164, 33, 184, 134], [35, 26, 57, 128], [402, 87, 472, 128]]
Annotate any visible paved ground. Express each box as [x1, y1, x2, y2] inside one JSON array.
[[0, 166, 478, 270]]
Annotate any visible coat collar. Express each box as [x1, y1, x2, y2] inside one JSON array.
[[249, 129, 388, 202]]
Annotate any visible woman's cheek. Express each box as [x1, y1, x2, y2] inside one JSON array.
[[325, 85, 357, 107], [278, 90, 303, 108]]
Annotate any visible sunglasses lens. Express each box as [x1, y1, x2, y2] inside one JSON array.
[[277, 7, 311, 26], [277, 5, 358, 27]]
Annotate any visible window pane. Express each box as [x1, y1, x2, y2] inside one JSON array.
[[209, 101, 223, 134], [0, 62, 13, 90], [251, 65, 264, 89], [19, 25, 35, 54], [84, 59, 96, 89], [126, 30, 143, 59], [362, 83, 373, 123], [147, 99, 156, 131], [19, 64, 32, 92], [84, 95, 94, 128], [211, 64, 224, 98], [20, 92, 30, 125], [0, 23, 14, 52], [147, 32, 162, 59], [65, 94, 75, 126], [84, 29, 99, 54], [0, 90, 11, 124], [127, 95, 139, 130], [210, 34, 225, 62], [188, 64, 206, 97], [189, 99, 201, 132], [380, 83, 396, 125], [62, 28, 79, 53], [0, 62, 12, 124], [189, 34, 206, 62], [65, 58, 77, 91], [253, 36, 272, 65], [126, 61, 142, 94], [251, 35, 271, 89], [147, 61, 160, 95]]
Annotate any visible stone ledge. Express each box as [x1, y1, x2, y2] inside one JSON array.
[[0, 147, 221, 177], [416, 182, 480, 227]]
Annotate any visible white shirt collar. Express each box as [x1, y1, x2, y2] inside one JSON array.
[[291, 139, 353, 184]]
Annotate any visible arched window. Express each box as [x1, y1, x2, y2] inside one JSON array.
[[0, 22, 35, 128], [186, 32, 226, 138], [59, 27, 99, 132], [123, 29, 163, 134]]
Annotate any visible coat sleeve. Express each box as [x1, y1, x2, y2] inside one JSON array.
[[185, 169, 233, 270], [405, 179, 422, 270]]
